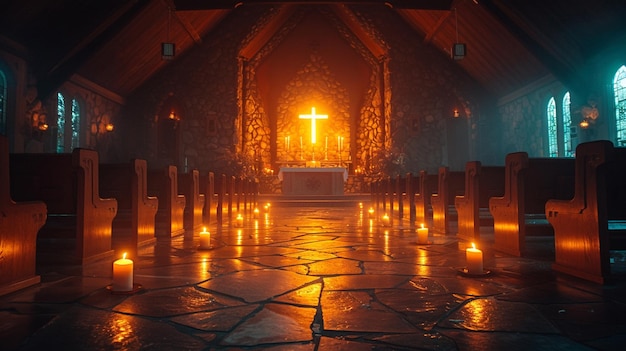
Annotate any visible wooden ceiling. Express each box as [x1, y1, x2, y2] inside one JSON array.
[[1, 0, 624, 102]]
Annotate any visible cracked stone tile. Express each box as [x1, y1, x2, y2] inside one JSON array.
[[171, 304, 259, 332], [198, 269, 318, 303], [221, 303, 317, 346]]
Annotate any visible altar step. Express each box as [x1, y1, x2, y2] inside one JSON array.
[[258, 193, 371, 207]]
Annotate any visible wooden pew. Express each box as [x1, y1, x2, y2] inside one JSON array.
[[0, 136, 47, 296], [147, 166, 185, 237], [201, 171, 217, 226], [179, 169, 205, 233], [10, 148, 117, 265], [489, 152, 575, 256], [430, 167, 465, 234], [100, 159, 158, 255], [454, 162, 505, 242], [546, 140, 626, 284], [414, 170, 438, 226], [404, 173, 419, 224]]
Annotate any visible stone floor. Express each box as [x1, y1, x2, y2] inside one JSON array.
[[2, 197, 626, 350]]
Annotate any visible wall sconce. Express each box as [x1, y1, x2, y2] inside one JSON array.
[[91, 122, 115, 135], [105, 123, 114, 132], [453, 108, 460, 118], [580, 102, 599, 129], [37, 121, 49, 131]]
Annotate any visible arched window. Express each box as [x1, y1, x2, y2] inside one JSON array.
[[56, 92, 82, 153], [0, 69, 6, 136], [56, 92, 66, 153], [547, 97, 558, 157], [71, 98, 81, 149], [614, 65, 626, 147], [562, 92, 574, 157]]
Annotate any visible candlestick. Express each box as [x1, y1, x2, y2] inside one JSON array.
[[466, 243, 484, 274], [417, 223, 429, 244], [112, 252, 133, 292], [199, 227, 211, 249]]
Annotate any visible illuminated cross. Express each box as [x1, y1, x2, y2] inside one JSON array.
[[299, 107, 327, 144]]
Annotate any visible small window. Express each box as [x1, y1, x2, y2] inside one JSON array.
[[56, 92, 82, 153], [562, 92, 574, 157]]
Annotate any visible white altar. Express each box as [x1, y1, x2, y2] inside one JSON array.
[[278, 167, 348, 195]]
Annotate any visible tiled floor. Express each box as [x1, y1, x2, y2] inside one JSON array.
[[2, 197, 626, 350]]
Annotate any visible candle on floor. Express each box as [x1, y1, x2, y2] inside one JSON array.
[[112, 252, 133, 292], [199, 227, 211, 249], [253, 207, 260, 219], [417, 223, 429, 244], [368, 207, 375, 219], [382, 213, 390, 226], [466, 243, 484, 274], [235, 213, 244, 227]]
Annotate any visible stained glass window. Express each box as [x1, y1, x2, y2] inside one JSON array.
[[614, 65, 626, 147], [562, 92, 574, 157], [56, 92, 66, 153], [547, 97, 558, 157]]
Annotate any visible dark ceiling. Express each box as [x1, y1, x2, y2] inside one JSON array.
[[1, 0, 625, 102]]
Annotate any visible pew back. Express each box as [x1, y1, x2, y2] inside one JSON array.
[[1, 136, 46, 295], [10, 149, 117, 264], [547, 140, 626, 284]]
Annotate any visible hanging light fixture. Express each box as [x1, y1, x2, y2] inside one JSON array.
[[162, 6, 175, 60], [452, 7, 466, 60]]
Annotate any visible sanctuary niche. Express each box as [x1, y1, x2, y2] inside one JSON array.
[[236, 5, 390, 192]]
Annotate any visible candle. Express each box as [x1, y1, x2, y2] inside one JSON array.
[[253, 207, 260, 219], [112, 252, 133, 292], [368, 207, 375, 219], [466, 243, 484, 274], [382, 213, 390, 227], [235, 213, 244, 228], [417, 223, 429, 244], [199, 227, 211, 249]]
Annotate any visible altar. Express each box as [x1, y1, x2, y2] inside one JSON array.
[[278, 167, 348, 195]]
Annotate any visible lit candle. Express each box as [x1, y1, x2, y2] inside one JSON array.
[[199, 227, 211, 249], [235, 213, 244, 228], [466, 243, 484, 274], [417, 223, 429, 244], [253, 207, 260, 219], [382, 213, 390, 227], [112, 252, 133, 292], [368, 207, 375, 218]]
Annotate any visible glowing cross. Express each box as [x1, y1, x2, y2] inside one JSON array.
[[299, 107, 327, 144]]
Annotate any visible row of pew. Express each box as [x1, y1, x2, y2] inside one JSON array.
[[371, 140, 626, 284], [0, 135, 258, 296]]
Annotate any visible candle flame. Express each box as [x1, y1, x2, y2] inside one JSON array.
[[420, 223, 425, 229], [203, 226, 207, 232], [122, 252, 127, 260], [471, 242, 476, 250]]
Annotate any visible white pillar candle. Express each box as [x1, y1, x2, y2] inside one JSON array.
[[466, 243, 483, 274], [199, 227, 211, 249], [235, 213, 244, 228], [112, 253, 133, 292], [417, 223, 429, 244], [382, 213, 390, 227]]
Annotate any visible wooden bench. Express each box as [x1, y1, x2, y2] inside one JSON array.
[[430, 167, 465, 234], [100, 159, 158, 256], [10, 148, 117, 265], [0, 136, 47, 296], [414, 170, 438, 226], [546, 140, 626, 284], [489, 152, 575, 256], [201, 171, 217, 226], [454, 162, 505, 242], [404, 172, 419, 224], [148, 166, 185, 237], [179, 169, 205, 233]]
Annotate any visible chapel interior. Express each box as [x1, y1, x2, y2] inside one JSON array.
[[1, 1, 626, 350]]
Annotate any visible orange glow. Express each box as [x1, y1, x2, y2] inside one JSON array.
[[299, 107, 327, 144]]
